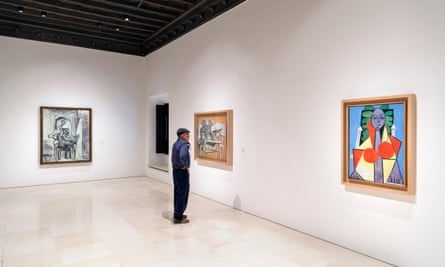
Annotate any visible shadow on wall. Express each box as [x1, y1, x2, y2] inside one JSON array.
[[233, 194, 242, 210]]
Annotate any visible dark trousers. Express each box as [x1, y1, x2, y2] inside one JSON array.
[[173, 168, 190, 220]]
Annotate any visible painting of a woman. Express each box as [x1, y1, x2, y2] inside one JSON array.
[[348, 104, 405, 185]]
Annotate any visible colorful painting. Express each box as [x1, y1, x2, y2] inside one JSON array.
[[194, 110, 233, 167], [40, 106, 92, 164], [342, 95, 415, 194]]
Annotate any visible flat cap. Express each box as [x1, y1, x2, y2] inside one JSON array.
[[176, 128, 190, 136]]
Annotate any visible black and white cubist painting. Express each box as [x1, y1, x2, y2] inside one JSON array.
[[40, 106, 92, 164]]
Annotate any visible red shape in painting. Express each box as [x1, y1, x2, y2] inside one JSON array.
[[378, 141, 395, 159], [364, 148, 378, 163], [353, 149, 363, 169], [389, 135, 401, 154]]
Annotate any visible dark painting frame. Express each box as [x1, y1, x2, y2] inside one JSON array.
[[40, 106, 92, 165]]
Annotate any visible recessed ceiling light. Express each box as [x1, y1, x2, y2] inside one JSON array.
[[124, 15, 129, 21], [18, 6, 24, 13], [115, 26, 120, 31], [41, 11, 47, 17]]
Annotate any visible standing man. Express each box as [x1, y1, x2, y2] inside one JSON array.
[[171, 128, 191, 224]]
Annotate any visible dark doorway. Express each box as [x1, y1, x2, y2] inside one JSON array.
[[155, 103, 169, 154]]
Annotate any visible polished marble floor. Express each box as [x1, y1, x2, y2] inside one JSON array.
[[0, 177, 392, 267]]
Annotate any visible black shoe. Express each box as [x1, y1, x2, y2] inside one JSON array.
[[173, 214, 187, 220], [173, 217, 190, 224]]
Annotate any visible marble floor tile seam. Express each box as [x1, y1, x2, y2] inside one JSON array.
[[0, 175, 147, 191]]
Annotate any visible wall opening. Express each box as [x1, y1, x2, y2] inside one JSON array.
[[155, 103, 169, 155], [148, 93, 169, 172]]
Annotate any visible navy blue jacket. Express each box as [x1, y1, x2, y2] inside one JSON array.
[[171, 138, 190, 169]]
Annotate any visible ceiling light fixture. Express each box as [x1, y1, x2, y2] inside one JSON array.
[[41, 11, 47, 17], [115, 26, 120, 31], [124, 15, 129, 21], [18, 6, 24, 13]]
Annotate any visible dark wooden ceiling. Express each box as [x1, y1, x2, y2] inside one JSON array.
[[0, 0, 245, 56]]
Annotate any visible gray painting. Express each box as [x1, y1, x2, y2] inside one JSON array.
[[40, 107, 91, 164], [198, 119, 227, 161]]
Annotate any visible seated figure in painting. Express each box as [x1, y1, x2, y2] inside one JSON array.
[[350, 107, 403, 185], [57, 128, 78, 159], [48, 117, 78, 161]]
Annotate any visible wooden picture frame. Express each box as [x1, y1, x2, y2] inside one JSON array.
[[40, 106, 92, 164], [341, 94, 416, 194], [194, 110, 233, 168]]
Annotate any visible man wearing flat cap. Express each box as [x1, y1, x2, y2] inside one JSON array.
[[171, 128, 191, 224]]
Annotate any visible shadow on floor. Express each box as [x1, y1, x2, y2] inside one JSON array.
[[161, 210, 172, 222]]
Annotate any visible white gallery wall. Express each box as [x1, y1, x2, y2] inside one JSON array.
[[0, 37, 146, 188], [144, 0, 445, 266]]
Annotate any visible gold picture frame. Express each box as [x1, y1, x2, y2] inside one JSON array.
[[194, 110, 233, 168], [341, 94, 416, 194]]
